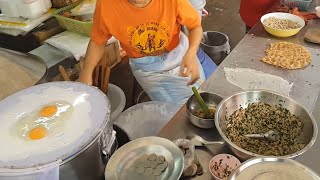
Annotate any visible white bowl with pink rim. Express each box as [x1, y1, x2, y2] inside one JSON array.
[[209, 154, 241, 180]]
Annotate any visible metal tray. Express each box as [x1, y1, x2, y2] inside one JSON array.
[[105, 136, 184, 180]]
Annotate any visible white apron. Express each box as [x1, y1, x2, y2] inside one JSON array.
[[129, 33, 205, 105]]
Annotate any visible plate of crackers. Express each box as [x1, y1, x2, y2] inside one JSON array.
[[261, 42, 311, 69], [105, 136, 184, 180]]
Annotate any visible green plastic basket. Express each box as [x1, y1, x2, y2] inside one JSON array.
[[53, 2, 93, 36]]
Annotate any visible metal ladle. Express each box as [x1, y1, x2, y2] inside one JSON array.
[[187, 134, 224, 147], [245, 130, 280, 142]]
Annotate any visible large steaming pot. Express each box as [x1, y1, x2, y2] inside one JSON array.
[[0, 82, 116, 180]]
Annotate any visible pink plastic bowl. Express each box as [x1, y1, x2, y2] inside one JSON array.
[[209, 154, 241, 180]]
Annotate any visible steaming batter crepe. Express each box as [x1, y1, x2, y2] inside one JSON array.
[[224, 68, 293, 96], [261, 42, 311, 69]]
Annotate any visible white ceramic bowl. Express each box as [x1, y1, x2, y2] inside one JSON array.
[[316, 6, 320, 18]]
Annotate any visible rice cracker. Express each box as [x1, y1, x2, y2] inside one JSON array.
[[261, 42, 311, 69]]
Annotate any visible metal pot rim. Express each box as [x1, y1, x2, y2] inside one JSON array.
[[214, 90, 318, 159]]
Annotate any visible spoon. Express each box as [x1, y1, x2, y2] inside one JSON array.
[[245, 130, 280, 142], [187, 134, 224, 147], [192, 87, 211, 119]]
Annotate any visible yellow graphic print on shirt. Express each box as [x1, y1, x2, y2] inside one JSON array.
[[127, 22, 170, 56]]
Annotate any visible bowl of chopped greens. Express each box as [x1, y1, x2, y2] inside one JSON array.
[[186, 92, 223, 129], [215, 90, 317, 160]]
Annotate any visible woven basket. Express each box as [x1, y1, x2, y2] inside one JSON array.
[[51, 0, 80, 8], [53, 2, 93, 36]]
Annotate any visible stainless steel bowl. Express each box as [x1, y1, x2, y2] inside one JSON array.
[[229, 157, 320, 180], [215, 90, 318, 160], [187, 92, 223, 129]]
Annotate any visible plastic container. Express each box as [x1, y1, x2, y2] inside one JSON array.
[[200, 31, 230, 65], [173, 139, 195, 170], [316, 6, 320, 18], [53, 2, 93, 36], [106, 84, 126, 122], [188, 0, 206, 19], [0, 0, 51, 19], [114, 101, 180, 140], [282, 0, 313, 11]]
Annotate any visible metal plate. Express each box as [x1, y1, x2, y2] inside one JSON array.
[[229, 157, 320, 180], [105, 136, 184, 180], [0, 47, 47, 100]]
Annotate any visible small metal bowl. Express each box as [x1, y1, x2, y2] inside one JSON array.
[[186, 92, 223, 129]]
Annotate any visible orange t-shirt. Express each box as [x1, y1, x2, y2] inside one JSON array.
[[91, 0, 201, 58]]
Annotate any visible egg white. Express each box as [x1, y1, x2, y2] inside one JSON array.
[[0, 87, 94, 168], [13, 101, 74, 141]]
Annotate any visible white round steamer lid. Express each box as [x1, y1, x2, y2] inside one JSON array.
[[0, 82, 111, 169]]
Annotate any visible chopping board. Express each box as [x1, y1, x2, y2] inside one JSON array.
[[304, 28, 320, 44]]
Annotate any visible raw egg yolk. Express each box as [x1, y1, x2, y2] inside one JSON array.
[[39, 105, 57, 117], [29, 126, 47, 140]]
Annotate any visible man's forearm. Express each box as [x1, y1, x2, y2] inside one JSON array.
[[79, 40, 106, 84], [186, 26, 203, 55], [84, 40, 106, 72]]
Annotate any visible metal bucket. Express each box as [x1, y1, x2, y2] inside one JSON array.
[[60, 125, 130, 180], [200, 31, 231, 65], [106, 84, 126, 122], [59, 131, 117, 180]]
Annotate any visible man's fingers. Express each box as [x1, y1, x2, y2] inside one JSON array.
[[187, 70, 200, 85], [187, 75, 199, 85], [180, 63, 186, 75]]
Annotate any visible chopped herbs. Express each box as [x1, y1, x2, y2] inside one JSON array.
[[226, 102, 305, 156], [194, 106, 216, 119]]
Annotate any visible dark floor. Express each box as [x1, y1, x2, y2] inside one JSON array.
[[110, 0, 246, 110]]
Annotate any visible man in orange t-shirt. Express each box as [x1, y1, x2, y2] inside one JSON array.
[[240, 0, 280, 31], [80, 0, 217, 105]]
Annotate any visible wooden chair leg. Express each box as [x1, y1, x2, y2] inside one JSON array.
[[132, 76, 138, 105]]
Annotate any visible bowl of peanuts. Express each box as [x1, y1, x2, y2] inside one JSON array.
[[260, 12, 305, 38]]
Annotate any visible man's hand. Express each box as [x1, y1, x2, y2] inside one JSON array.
[[180, 51, 200, 85], [179, 23, 203, 85]]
